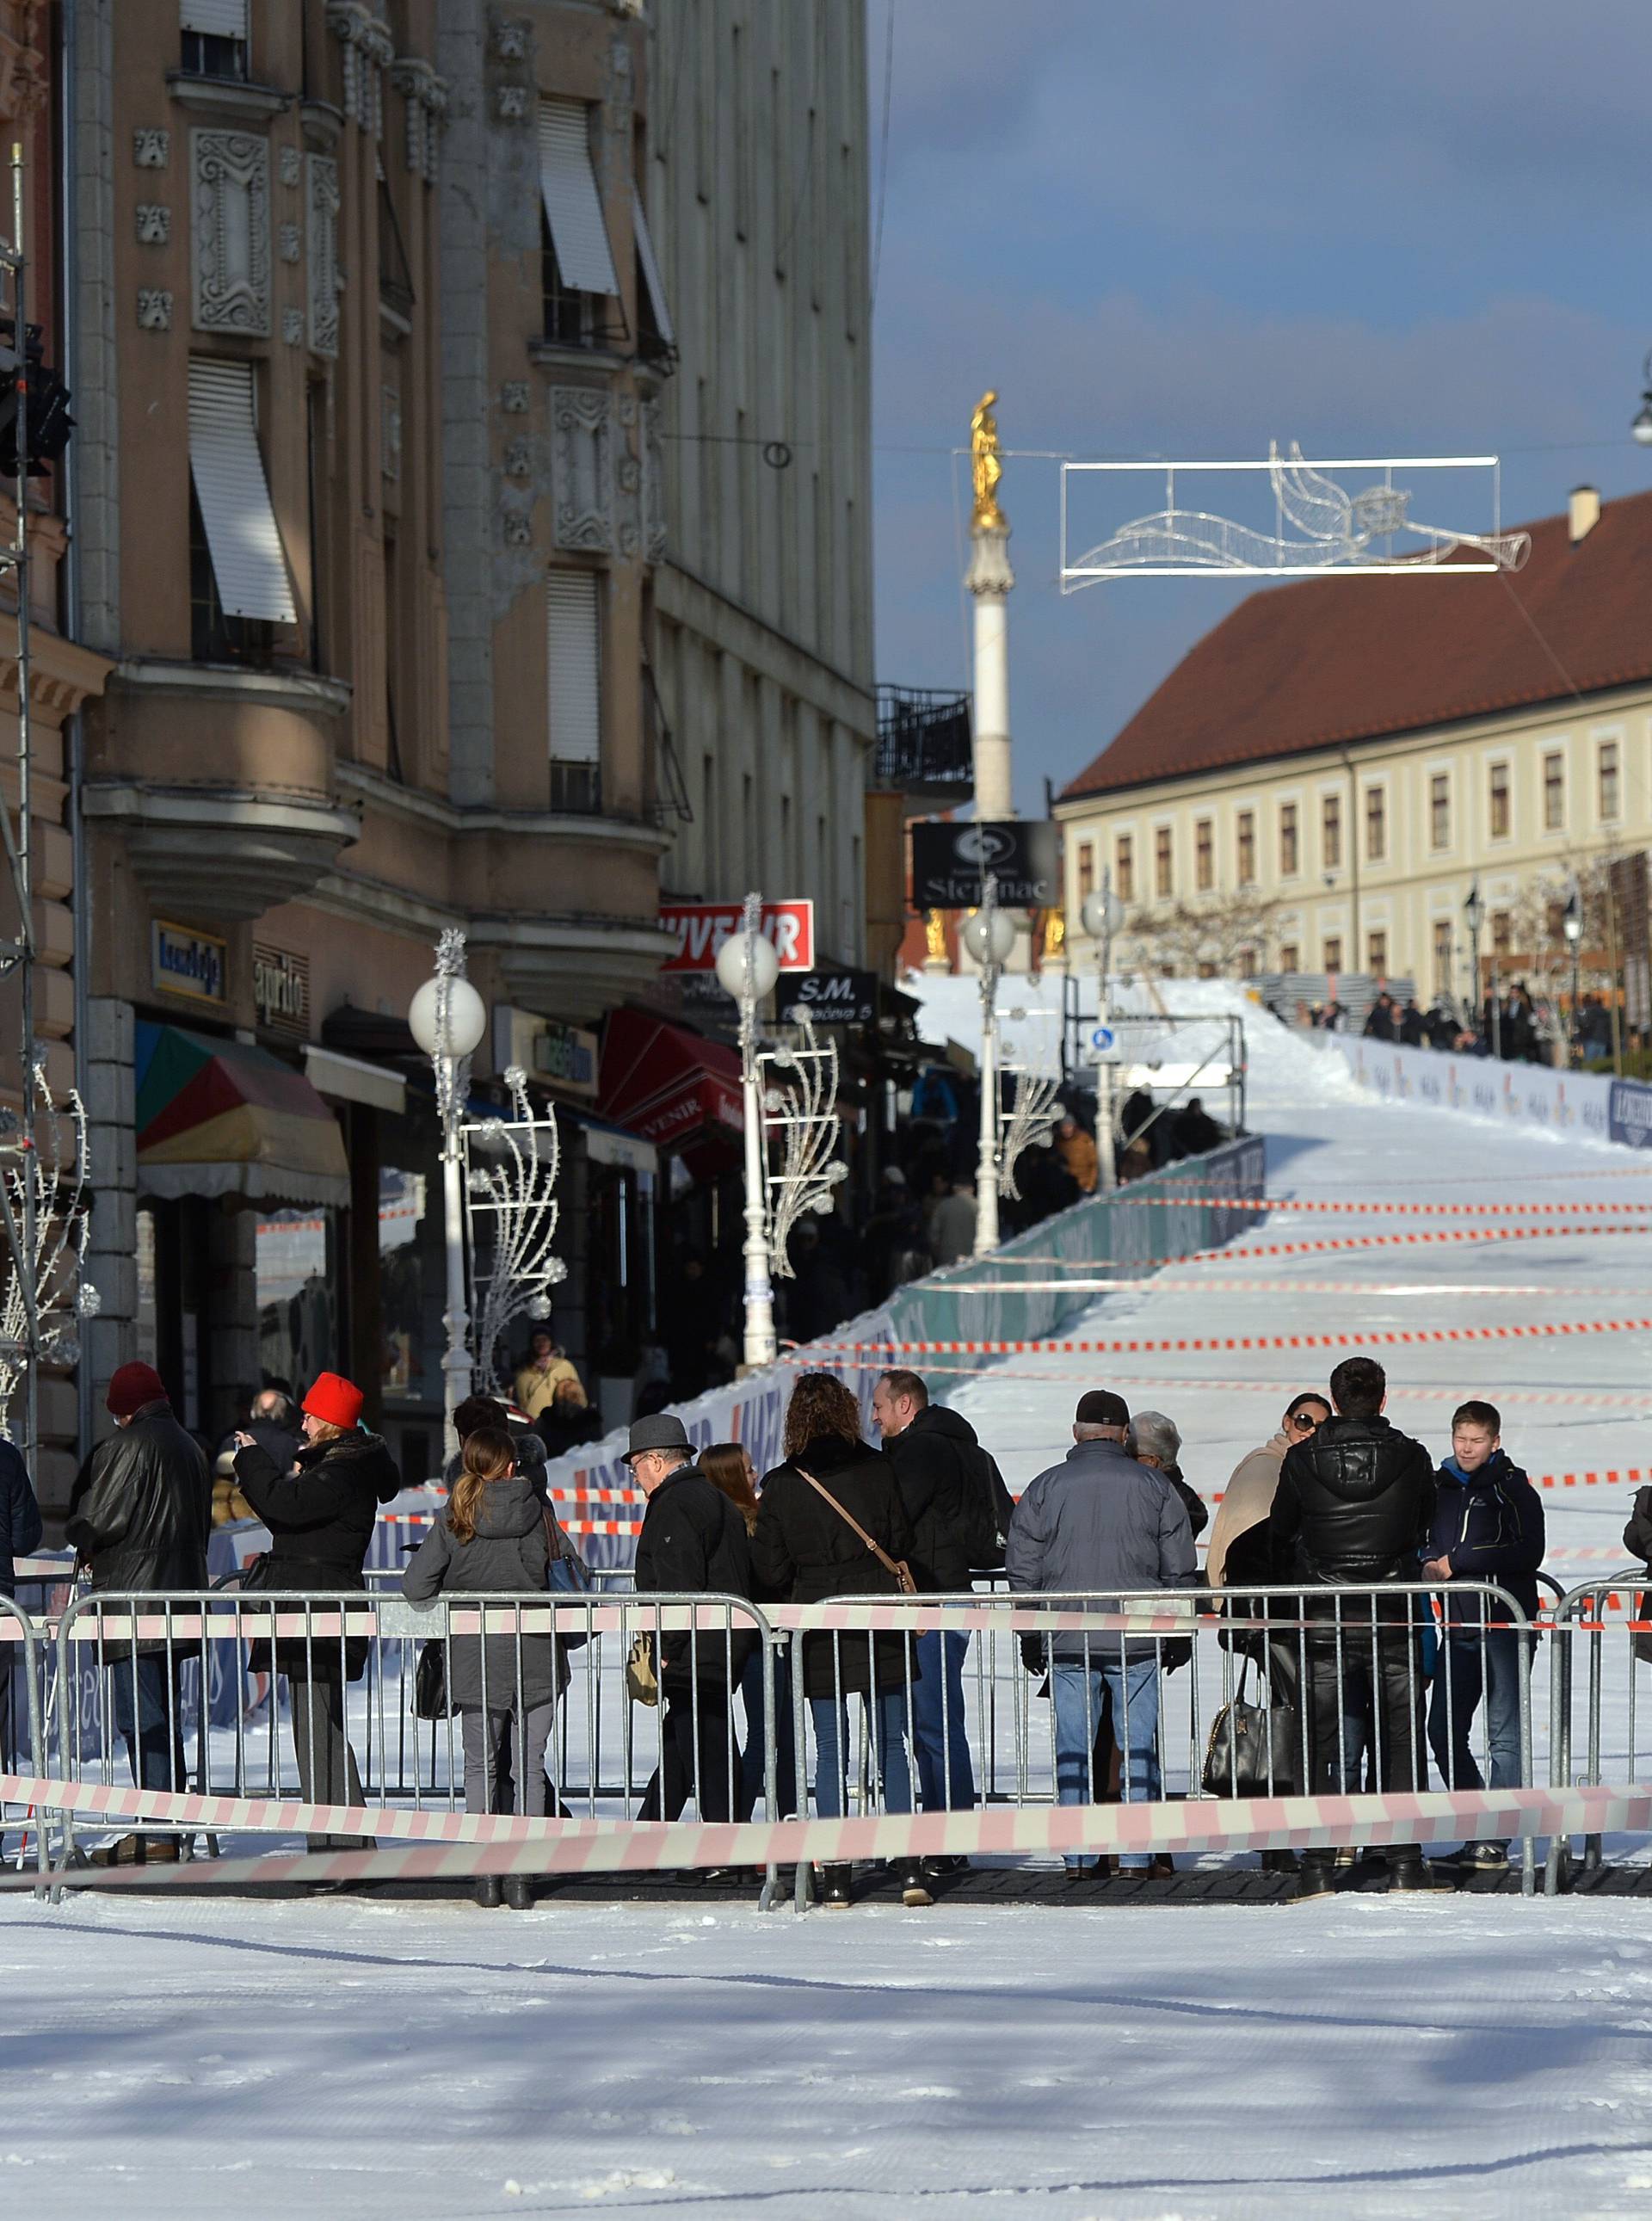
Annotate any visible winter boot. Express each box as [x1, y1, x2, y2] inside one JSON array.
[[503, 1875, 534, 1911], [92, 1833, 179, 1868], [817, 1863, 852, 1909], [1457, 1840, 1509, 1872], [899, 1865, 934, 1908], [1386, 1854, 1452, 1893], [1294, 1855, 1336, 1901], [474, 1874, 503, 1909]]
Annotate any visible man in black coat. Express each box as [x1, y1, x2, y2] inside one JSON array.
[[872, 1368, 986, 1828], [1269, 1354, 1438, 1896], [629, 1414, 753, 1827], [65, 1362, 211, 1865]]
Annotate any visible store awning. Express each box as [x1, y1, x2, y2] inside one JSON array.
[[598, 1009, 743, 1164], [136, 1021, 350, 1207]]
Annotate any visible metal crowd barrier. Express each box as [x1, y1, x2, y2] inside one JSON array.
[[1, 1594, 46, 1885], [1543, 1564, 1652, 1896], [3, 1575, 1640, 1903]]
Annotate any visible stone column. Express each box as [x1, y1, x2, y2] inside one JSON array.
[[965, 524, 1015, 822]]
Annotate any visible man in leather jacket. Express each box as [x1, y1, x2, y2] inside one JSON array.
[[1269, 1354, 1438, 1894], [65, 1362, 211, 1865]]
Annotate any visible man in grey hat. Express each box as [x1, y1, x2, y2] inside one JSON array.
[[1007, 1391, 1196, 1873], [629, 1415, 755, 1832]]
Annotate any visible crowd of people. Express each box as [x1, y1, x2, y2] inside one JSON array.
[[14, 1342, 1645, 1906], [1297, 981, 1618, 1067]]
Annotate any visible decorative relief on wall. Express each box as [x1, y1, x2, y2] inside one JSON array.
[[390, 57, 448, 183], [136, 204, 170, 245], [551, 386, 614, 553], [137, 289, 174, 332], [326, 3, 394, 138], [134, 129, 170, 170], [282, 306, 304, 346], [192, 130, 271, 336], [305, 152, 341, 358], [280, 145, 302, 188], [641, 398, 667, 563]]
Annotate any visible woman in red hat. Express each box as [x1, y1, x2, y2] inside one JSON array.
[[232, 1372, 401, 1848]]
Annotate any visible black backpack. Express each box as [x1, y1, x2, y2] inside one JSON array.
[[959, 1439, 1017, 1573]]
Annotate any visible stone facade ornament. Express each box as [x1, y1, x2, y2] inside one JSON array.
[[504, 441, 532, 478], [136, 204, 170, 245], [133, 128, 170, 169], [501, 381, 529, 413], [381, 385, 403, 480], [502, 510, 533, 547], [282, 306, 304, 345], [390, 56, 448, 183], [551, 386, 614, 553], [192, 130, 271, 336], [326, 2, 394, 137], [136, 288, 174, 332], [305, 152, 342, 357], [641, 398, 667, 563], [278, 221, 301, 263], [280, 145, 302, 188], [491, 19, 530, 62], [495, 84, 528, 121]]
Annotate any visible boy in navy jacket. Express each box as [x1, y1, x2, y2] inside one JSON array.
[[1421, 1398, 1544, 1871]]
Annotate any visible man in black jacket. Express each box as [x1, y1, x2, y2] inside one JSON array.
[[629, 1415, 753, 1827], [872, 1369, 984, 1833], [1269, 1354, 1439, 1895], [65, 1361, 211, 1865]]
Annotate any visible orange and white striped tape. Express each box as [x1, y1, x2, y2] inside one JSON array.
[[803, 1317, 1652, 1361], [993, 1224, 1652, 1269], [1120, 1193, 1652, 1218]]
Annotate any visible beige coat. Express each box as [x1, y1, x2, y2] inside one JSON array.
[[1205, 1430, 1290, 1589], [513, 1354, 580, 1420]]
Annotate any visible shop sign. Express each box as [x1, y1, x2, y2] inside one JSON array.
[[910, 820, 1060, 909], [253, 943, 310, 1036], [533, 1019, 599, 1098], [151, 920, 226, 1006], [783, 969, 878, 1027], [659, 898, 815, 972]]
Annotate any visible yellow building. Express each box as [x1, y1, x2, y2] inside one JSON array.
[[1055, 487, 1652, 1000]]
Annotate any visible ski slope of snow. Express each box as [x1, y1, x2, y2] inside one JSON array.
[[9, 989, 1652, 2218]]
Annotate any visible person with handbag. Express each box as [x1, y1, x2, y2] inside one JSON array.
[[698, 1441, 797, 1824], [752, 1371, 928, 1909], [626, 1415, 755, 1836], [402, 1425, 570, 1908], [231, 1371, 400, 1853]]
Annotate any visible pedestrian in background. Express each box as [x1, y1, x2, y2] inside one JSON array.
[[66, 1362, 211, 1865], [513, 1328, 581, 1422], [232, 1371, 400, 1849], [699, 1440, 796, 1823]]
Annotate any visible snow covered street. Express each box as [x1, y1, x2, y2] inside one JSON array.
[[9, 997, 1652, 2218]]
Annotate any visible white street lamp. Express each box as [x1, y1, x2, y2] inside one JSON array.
[[1563, 886, 1583, 1062], [1634, 352, 1652, 446], [1081, 874, 1126, 1190], [960, 873, 1018, 1255], [715, 897, 782, 1368], [409, 929, 489, 1450]]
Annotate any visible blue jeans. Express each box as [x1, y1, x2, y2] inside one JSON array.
[[1052, 1655, 1159, 1870], [913, 1628, 976, 1813], [737, 1642, 797, 1821], [810, 1690, 915, 1819], [109, 1654, 187, 1799], [1428, 1628, 1528, 1797]]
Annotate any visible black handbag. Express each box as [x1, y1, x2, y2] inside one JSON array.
[[1201, 1659, 1299, 1796], [413, 1638, 450, 1721]]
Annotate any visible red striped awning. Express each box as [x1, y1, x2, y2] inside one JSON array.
[[598, 1009, 743, 1168], [135, 1021, 350, 1207]]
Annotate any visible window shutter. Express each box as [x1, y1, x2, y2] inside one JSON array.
[[632, 186, 675, 348], [188, 359, 297, 624], [537, 100, 620, 297], [180, 0, 250, 36], [546, 571, 601, 763]]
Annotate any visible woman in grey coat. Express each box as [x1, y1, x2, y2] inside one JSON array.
[[403, 1427, 570, 1906]]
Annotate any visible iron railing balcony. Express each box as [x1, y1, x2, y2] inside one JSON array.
[[874, 685, 974, 799]]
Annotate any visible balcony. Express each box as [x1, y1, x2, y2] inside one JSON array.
[[874, 686, 974, 801]]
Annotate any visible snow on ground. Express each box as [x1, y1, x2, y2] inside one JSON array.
[[9, 990, 1652, 2218]]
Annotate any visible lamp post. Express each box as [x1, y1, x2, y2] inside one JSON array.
[[1563, 887, 1582, 1064], [715, 897, 781, 1370], [1464, 880, 1484, 1040], [960, 872, 1018, 1255], [1081, 873, 1125, 1190], [1633, 351, 1652, 446], [409, 929, 490, 1452]]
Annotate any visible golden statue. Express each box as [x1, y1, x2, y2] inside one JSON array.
[[924, 908, 947, 961], [970, 389, 1007, 532], [1042, 907, 1066, 960]]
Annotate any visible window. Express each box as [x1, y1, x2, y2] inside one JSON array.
[[1492, 910, 1512, 959], [1322, 936, 1343, 973], [538, 100, 620, 346], [1236, 944, 1259, 978], [181, 0, 248, 79], [188, 360, 295, 660], [1154, 825, 1173, 898], [1544, 750, 1565, 831], [1599, 739, 1622, 823], [1279, 942, 1300, 972], [1367, 929, 1388, 975], [546, 570, 602, 812], [1076, 843, 1095, 901], [1430, 774, 1451, 850], [1195, 817, 1213, 891], [1236, 811, 1255, 885], [1365, 785, 1387, 862], [1322, 793, 1341, 870], [1279, 802, 1298, 877], [1433, 919, 1453, 996], [1115, 834, 1134, 903], [1489, 762, 1510, 840], [632, 186, 676, 367]]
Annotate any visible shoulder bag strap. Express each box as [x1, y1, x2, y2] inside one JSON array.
[[793, 1465, 906, 1585]]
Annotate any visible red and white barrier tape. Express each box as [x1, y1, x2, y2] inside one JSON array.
[[4, 1772, 1649, 1893], [1119, 1193, 1652, 1218], [995, 1224, 1652, 1268], [801, 1317, 1652, 1360]]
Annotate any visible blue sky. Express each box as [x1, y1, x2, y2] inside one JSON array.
[[868, 0, 1652, 813]]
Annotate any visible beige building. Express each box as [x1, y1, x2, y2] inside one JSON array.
[[1056, 488, 1652, 1002], [66, 0, 677, 1493], [647, 0, 878, 968]]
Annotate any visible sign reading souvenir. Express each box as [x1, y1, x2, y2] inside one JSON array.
[[910, 820, 1060, 910], [151, 920, 226, 1006], [784, 969, 878, 1027], [659, 898, 816, 973], [252, 943, 310, 1036]]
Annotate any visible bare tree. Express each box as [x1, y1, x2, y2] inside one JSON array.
[[1124, 889, 1280, 978]]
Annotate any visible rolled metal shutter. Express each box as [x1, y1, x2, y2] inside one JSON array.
[[546, 571, 601, 763], [538, 100, 620, 297], [188, 359, 297, 624]]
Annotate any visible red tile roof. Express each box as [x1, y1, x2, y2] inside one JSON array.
[[1060, 490, 1652, 802]]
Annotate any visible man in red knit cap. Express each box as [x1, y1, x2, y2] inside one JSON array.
[[65, 1361, 212, 1864]]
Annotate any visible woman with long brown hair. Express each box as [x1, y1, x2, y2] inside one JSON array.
[[403, 1425, 568, 1908], [752, 1372, 926, 1907], [700, 1441, 796, 1823]]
